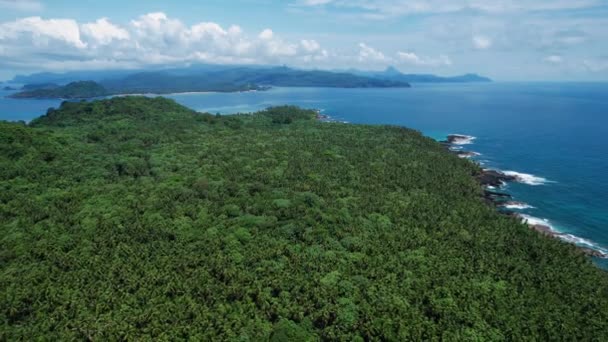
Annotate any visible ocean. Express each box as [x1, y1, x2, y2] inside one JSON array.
[[2, 83, 607, 268]]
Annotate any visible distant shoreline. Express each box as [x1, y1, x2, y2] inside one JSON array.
[[5, 87, 270, 100]]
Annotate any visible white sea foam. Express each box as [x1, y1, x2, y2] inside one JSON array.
[[501, 202, 535, 210], [520, 214, 552, 228], [502, 171, 552, 186], [559, 234, 597, 248], [450, 134, 476, 145], [519, 214, 608, 258], [458, 152, 481, 159]]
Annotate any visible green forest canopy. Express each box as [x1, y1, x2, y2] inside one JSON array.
[[9, 81, 109, 99], [1, 97, 607, 340]]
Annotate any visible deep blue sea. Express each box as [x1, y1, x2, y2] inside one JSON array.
[[2, 83, 607, 268]]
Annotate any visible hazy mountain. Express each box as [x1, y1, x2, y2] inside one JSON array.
[[9, 66, 411, 98], [345, 66, 492, 83]]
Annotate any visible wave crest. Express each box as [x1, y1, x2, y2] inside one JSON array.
[[502, 171, 552, 186], [520, 214, 551, 227], [519, 214, 608, 258], [449, 134, 476, 145], [501, 202, 535, 210]]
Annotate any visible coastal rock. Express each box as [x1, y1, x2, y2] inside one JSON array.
[[315, 111, 329, 120], [499, 201, 534, 210], [485, 190, 512, 198], [443, 134, 475, 145], [476, 169, 516, 187], [531, 224, 554, 235], [456, 151, 480, 159], [442, 132, 608, 261], [515, 214, 608, 259], [579, 247, 608, 258], [483, 190, 512, 206]]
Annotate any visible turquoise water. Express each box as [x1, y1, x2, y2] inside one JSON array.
[[2, 83, 607, 267]]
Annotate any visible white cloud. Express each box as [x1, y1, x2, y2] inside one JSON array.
[[0, 12, 330, 71], [544, 55, 562, 64], [0, 16, 86, 49], [258, 28, 274, 40], [0, 0, 42, 11], [301, 39, 320, 52], [81, 18, 130, 46], [472, 35, 492, 49], [358, 43, 388, 62], [397, 51, 452, 66]]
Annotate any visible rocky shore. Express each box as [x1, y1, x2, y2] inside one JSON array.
[[441, 134, 608, 259], [522, 217, 608, 258]]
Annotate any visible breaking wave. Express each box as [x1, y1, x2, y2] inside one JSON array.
[[450, 134, 476, 145], [501, 202, 535, 210], [519, 214, 608, 258], [502, 171, 552, 186]]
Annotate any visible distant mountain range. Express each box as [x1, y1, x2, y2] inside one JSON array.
[[344, 66, 492, 83], [5, 64, 491, 99], [8, 66, 413, 99]]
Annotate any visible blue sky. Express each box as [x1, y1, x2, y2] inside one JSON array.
[[1, 0, 608, 81]]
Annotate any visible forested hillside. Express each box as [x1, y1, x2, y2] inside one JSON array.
[[9, 81, 109, 99], [1, 97, 607, 340]]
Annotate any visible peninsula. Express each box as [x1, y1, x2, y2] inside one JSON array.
[[2, 97, 607, 340]]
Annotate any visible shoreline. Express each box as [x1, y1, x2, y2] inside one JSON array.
[[5, 87, 271, 100], [441, 134, 608, 260]]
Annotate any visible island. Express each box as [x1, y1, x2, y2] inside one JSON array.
[[2, 97, 607, 340], [10, 81, 109, 99], [346, 66, 492, 83], [8, 67, 411, 99], [9, 79, 263, 99]]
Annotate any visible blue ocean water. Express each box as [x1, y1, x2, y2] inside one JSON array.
[[1, 83, 607, 267]]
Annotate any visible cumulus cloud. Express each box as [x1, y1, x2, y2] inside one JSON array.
[[358, 43, 388, 62], [397, 51, 452, 66], [0, 12, 330, 71], [0, 16, 86, 50], [81, 18, 130, 46], [301, 39, 320, 52]]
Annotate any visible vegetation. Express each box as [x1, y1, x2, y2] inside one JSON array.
[[353, 66, 492, 83], [9, 67, 411, 99], [10, 81, 108, 99], [1, 97, 607, 340], [199, 67, 411, 88], [101, 72, 266, 94], [21, 82, 60, 91], [100, 68, 410, 94]]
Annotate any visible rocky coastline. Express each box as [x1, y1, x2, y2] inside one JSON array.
[[441, 134, 608, 259]]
